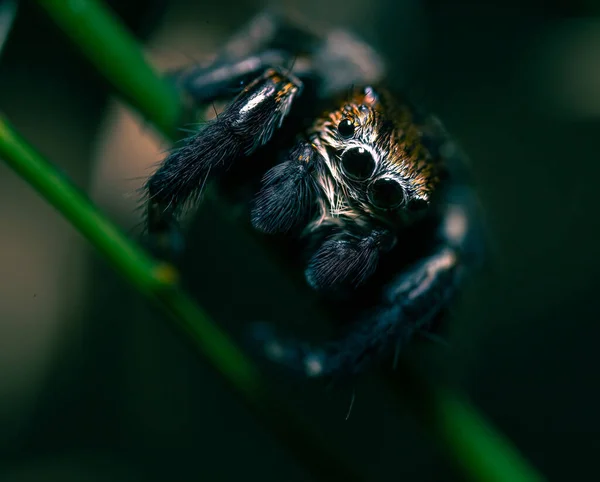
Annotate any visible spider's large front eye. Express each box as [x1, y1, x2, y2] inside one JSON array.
[[368, 178, 406, 210], [337, 119, 355, 139], [340, 147, 375, 181]]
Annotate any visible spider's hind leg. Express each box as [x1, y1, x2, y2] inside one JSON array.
[[168, 9, 322, 107], [171, 50, 312, 107], [250, 241, 462, 378], [171, 8, 386, 109]]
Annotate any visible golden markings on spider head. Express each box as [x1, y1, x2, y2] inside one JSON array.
[[311, 86, 441, 202]]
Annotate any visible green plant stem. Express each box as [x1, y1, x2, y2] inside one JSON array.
[[26, 1, 548, 481], [0, 114, 258, 396], [0, 114, 364, 482], [434, 391, 544, 482], [385, 367, 546, 482], [36, 0, 181, 137]]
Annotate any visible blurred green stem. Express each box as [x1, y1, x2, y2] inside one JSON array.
[[0, 113, 261, 401], [36, 0, 181, 137], [436, 391, 543, 482], [386, 368, 546, 482], [21, 0, 547, 481]]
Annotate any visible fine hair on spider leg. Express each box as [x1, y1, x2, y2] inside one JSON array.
[[145, 68, 302, 236], [250, 321, 328, 377], [250, 300, 420, 379], [305, 228, 395, 291], [251, 141, 320, 234]]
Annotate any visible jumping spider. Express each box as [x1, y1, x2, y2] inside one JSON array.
[[144, 11, 485, 378]]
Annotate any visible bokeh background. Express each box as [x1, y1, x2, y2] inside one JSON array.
[[1, 0, 599, 480]]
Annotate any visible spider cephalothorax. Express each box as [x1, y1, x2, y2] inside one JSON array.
[[309, 86, 440, 230], [311, 86, 440, 219], [143, 11, 485, 378]]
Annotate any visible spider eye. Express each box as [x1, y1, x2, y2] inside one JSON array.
[[337, 119, 355, 138], [368, 178, 406, 210], [340, 147, 375, 181]]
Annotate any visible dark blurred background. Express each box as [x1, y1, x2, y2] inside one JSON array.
[[1, 0, 599, 480]]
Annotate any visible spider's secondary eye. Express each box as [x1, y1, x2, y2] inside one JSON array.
[[340, 147, 375, 181], [368, 178, 406, 210], [337, 119, 355, 138]]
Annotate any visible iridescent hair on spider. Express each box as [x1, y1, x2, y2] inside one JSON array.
[[297, 85, 444, 291], [307, 85, 442, 233]]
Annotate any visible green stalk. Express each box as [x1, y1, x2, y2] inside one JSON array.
[[24, 1, 548, 481], [36, 0, 181, 137], [435, 391, 544, 482], [0, 114, 364, 482], [0, 113, 258, 396], [386, 368, 546, 482]]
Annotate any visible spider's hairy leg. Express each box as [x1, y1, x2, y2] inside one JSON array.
[[145, 68, 303, 250], [176, 8, 385, 105], [171, 50, 312, 106], [250, 140, 321, 234], [305, 226, 396, 292], [251, 180, 485, 377], [168, 8, 324, 106], [225, 9, 386, 97]]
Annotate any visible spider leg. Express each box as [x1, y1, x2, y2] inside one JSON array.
[[171, 9, 385, 108], [171, 50, 313, 106], [304, 226, 396, 291], [250, 140, 322, 234], [215, 9, 386, 95], [145, 68, 302, 244], [0, 0, 18, 60], [214, 9, 323, 64], [252, 245, 459, 378], [168, 10, 321, 106]]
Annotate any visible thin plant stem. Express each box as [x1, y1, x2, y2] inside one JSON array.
[[36, 0, 181, 137], [435, 391, 544, 482], [0, 114, 257, 394], [386, 367, 546, 482]]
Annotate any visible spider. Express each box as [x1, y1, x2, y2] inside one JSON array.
[[144, 10, 485, 378]]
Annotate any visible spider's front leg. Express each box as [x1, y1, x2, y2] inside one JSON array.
[[304, 224, 397, 291], [145, 68, 302, 253], [250, 140, 323, 234]]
